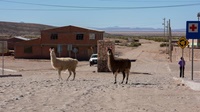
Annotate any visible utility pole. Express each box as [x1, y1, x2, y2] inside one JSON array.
[[166, 20, 169, 54], [165, 19, 172, 61], [162, 18, 167, 53], [168, 19, 172, 62], [163, 18, 166, 38]]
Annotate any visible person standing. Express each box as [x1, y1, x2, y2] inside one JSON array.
[[178, 57, 185, 78]]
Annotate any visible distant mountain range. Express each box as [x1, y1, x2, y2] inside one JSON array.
[[94, 26, 185, 32], [0, 21, 185, 37]]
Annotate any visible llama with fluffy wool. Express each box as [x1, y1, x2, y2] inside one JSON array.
[[49, 48, 78, 80], [107, 47, 131, 84]]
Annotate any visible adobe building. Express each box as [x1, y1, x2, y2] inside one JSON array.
[[15, 25, 104, 60], [8, 36, 30, 50], [0, 36, 30, 50], [0, 36, 30, 55]]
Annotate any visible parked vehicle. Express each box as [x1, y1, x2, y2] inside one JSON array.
[[89, 54, 98, 66]]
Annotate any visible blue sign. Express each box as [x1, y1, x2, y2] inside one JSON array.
[[186, 21, 200, 39]]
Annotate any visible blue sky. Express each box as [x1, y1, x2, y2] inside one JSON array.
[[0, 0, 200, 29]]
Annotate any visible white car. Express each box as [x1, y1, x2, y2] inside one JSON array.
[[89, 54, 98, 66]]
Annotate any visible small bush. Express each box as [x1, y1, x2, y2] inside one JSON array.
[[115, 40, 121, 43], [128, 42, 141, 47], [142, 37, 168, 42], [160, 43, 169, 47]]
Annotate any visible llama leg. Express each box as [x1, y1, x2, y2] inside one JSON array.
[[121, 71, 125, 84], [67, 70, 72, 81], [72, 70, 76, 81], [114, 72, 117, 84], [58, 70, 62, 80], [126, 70, 130, 84]]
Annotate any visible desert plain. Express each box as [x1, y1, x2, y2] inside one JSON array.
[[0, 39, 200, 112]]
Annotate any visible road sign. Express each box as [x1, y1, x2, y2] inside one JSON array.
[[186, 21, 200, 39], [73, 47, 78, 53], [177, 37, 189, 49]]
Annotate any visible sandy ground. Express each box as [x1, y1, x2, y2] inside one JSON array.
[[1, 39, 200, 112]]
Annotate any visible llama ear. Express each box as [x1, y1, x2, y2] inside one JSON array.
[[49, 48, 54, 52], [106, 46, 112, 51], [106, 46, 111, 51]]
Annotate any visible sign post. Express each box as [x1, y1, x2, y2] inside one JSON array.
[[57, 44, 62, 57], [0, 41, 8, 75], [73, 48, 78, 59], [68, 44, 72, 57], [0, 41, 22, 78], [186, 21, 200, 80], [177, 37, 189, 78], [192, 39, 194, 80]]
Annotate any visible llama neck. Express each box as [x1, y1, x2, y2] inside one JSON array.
[[50, 51, 57, 63], [108, 52, 115, 61], [107, 52, 115, 70]]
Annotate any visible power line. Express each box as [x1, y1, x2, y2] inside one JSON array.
[[0, 0, 200, 11], [100, 0, 200, 2], [0, 8, 88, 11]]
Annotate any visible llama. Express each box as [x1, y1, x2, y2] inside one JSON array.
[[107, 47, 131, 84], [49, 48, 78, 80]]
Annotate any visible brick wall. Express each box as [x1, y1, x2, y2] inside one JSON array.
[[14, 26, 104, 60]]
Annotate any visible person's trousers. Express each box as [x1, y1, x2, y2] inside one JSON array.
[[180, 66, 185, 78]]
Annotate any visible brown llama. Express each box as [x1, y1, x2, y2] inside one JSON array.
[[107, 47, 131, 84]]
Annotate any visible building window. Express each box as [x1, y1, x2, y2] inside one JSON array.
[[89, 33, 95, 40], [76, 34, 84, 40], [24, 46, 32, 54], [51, 33, 58, 40]]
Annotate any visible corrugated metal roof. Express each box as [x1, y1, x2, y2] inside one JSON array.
[[13, 36, 30, 41]]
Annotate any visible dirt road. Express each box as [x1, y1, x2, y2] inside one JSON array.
[[0, 39, 200, 112]]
